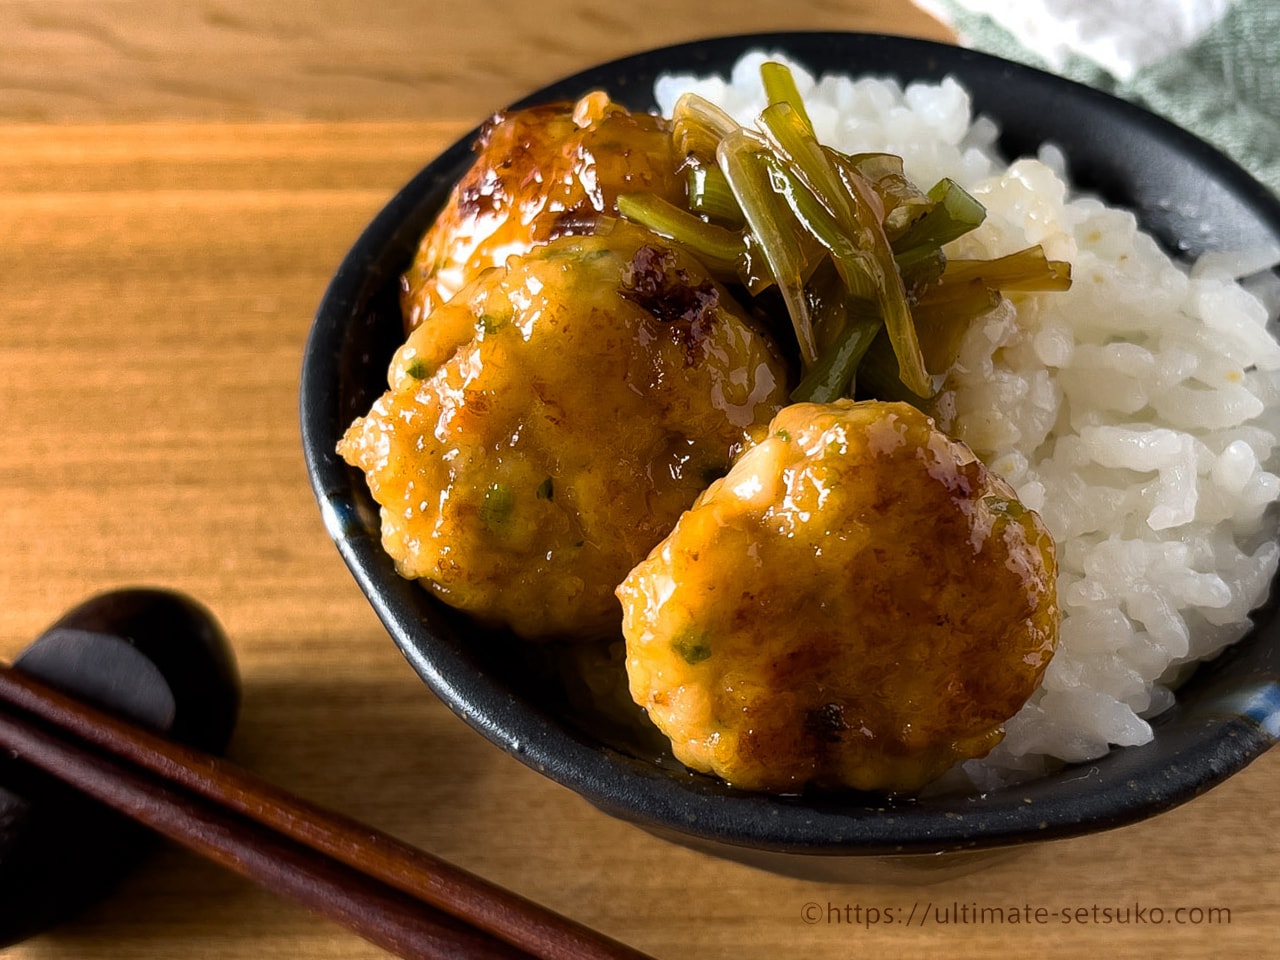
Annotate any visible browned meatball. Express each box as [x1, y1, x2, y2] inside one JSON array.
[[617, 400, 1060, 794], [401, 92, 685, 329], [340, 226, 789, 640]]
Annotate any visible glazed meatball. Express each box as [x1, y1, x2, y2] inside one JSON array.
[[340, 227, 789, 640], [401, 93, 685, 329], [617, 400, 1059, 794]]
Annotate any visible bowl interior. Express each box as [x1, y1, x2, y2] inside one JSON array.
[[301, 32, 1280, 859]]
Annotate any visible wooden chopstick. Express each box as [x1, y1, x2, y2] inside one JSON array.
[[0, 697, 530, 960], [0, 664, 656, 960]]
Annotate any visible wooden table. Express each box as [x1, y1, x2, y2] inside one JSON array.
[[1, 2, 1276, 958]]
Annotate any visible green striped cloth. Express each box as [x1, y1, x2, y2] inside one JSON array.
[[918, 0, 1280, 197]]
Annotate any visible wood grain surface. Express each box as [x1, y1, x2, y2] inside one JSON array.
[[1, 2, 1277, 959], [0, 0, 953, 123]]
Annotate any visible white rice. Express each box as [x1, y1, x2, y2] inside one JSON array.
[[656, 52, 1280, 786]]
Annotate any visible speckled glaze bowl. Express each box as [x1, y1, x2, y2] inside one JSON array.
[[300, 32, 1280, 880]]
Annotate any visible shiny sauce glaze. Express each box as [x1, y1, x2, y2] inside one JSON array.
[[401, 93, 686, 329], [343, 227, 788, 640], [618, 400, 1059, 794]]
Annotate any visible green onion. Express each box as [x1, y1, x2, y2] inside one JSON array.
[[757, 102, 856, 224], [894, 242, 948, 298], [892, 178, 987, 253], [934, 246, 1073, 291], [672, 632, 713, 665], [717, 129, 821, 365], [890, 238, 952, 291], [911, 279, 1002, 372], [847, 152, 932, 240], [761, 60, 815, 134], [908, 248, 1069, 372], [479, 483, 514, 530], [803, 257, 857, 348], [760, 155, 878, 302], [791, 307, 883, 403], [609, 60, 1073, 408], [759, 102, 932, 397], [686, 161, 744, 225], [615, 192, 747, 278], [672, 93, 741, 163], [854, 329, 922, 405], [885, 177, 989, 298]]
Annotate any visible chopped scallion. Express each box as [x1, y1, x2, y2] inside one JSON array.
[[717, 130, 821, 365], [686, 161, 744, 225], [672, 93, 741, 163], [892, 178, 987, 254], [791, 309, 883, 403], [615, 192, 747, 278], [760, 60, 815, 135], [479, 483, 514, 530], [935, 246, 1073, 291]]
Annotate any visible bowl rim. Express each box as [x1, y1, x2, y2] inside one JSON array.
[[301, 31, 1280, 857]]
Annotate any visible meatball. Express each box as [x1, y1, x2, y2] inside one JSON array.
[[617, 400, 1059, 794], [339, 226, 789, 640], [401, 93, 685, 329]]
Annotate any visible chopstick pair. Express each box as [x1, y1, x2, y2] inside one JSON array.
[[0, 664, 655, 960]]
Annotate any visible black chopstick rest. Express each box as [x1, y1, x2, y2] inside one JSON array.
[[0, 588, 241, 946]]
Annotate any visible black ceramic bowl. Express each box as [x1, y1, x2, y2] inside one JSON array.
[[301, 32, 1280, 878]]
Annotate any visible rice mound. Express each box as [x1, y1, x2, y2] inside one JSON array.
[[656, 51, 1280, 785]]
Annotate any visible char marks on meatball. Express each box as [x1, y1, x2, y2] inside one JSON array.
[[400, 93, 686, 330]]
